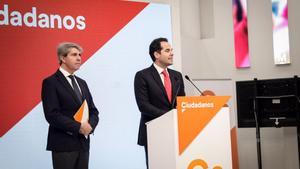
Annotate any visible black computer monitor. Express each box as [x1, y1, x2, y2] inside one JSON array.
[[236, 77, 299, 128]]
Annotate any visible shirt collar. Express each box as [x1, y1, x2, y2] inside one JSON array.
[[59, 66, 74, 78], [153, 63, 168, 75]]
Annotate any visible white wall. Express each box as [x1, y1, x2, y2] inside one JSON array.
[[179, 0, 300, 169], [132, 0, 300, 168]]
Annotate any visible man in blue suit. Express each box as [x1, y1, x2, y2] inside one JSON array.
[[42, 42, 99, 169], [134, 37, 185, 168]]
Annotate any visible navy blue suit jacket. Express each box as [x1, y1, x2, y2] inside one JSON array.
[[134, 65, 185, 146], [41, 70, 99, 152]]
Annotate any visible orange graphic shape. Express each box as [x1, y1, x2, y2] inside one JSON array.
[[188, 159, 208, 169], [177, 96, 230, 155], [231, 127, 240, 169]]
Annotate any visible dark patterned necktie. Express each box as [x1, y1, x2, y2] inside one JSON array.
[[68, 75, 83, 103]]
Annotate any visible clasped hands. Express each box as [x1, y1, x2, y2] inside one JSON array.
[[79, 121, 92, 137]]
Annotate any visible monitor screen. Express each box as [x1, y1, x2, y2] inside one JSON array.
[[236, 77, 299, 128]]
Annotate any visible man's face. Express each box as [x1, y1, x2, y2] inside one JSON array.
[[61, 47, 82, 73], [154, 41, 173, 68]]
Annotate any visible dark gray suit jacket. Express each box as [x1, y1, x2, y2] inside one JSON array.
[[42, 70, 99, 152], [134, 64, 185, 146]]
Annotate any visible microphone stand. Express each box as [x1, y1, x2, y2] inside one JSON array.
[[185, 75, 204, 96]]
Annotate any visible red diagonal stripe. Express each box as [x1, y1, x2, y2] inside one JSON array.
[[0, 0, 148, 137]]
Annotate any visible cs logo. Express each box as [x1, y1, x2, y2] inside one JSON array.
[[188, 159, 222, 169]]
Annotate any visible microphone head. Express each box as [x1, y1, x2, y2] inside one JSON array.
[[185, 75, 190, 81]]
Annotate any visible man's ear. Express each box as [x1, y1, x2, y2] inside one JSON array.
[[60, 56, 66, 63], [154, 51, 160, 60]]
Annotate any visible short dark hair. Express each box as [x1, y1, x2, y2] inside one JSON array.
[[149, 37, 168, 62]]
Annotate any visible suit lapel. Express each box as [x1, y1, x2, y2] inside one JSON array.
[[55, 70, 82, 106], [169, 70, 180, 102]]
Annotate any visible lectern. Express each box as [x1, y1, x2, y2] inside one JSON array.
[[146, 96, 233, 169]]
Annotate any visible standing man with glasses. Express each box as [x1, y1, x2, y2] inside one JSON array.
[[134, 37, 185, 168], [41, 42, 99, 169]]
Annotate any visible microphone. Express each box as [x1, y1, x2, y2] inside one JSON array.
[[185, 75, 204, 96]]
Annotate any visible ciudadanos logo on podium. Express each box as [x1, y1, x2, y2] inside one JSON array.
[[177, 96, 231, 169]]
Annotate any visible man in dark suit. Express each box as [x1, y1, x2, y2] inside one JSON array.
[[134, 37, 185, 168], [41, 42, 99, 169]]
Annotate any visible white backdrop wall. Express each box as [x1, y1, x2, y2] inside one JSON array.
[[0, 2, 172, 169]]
